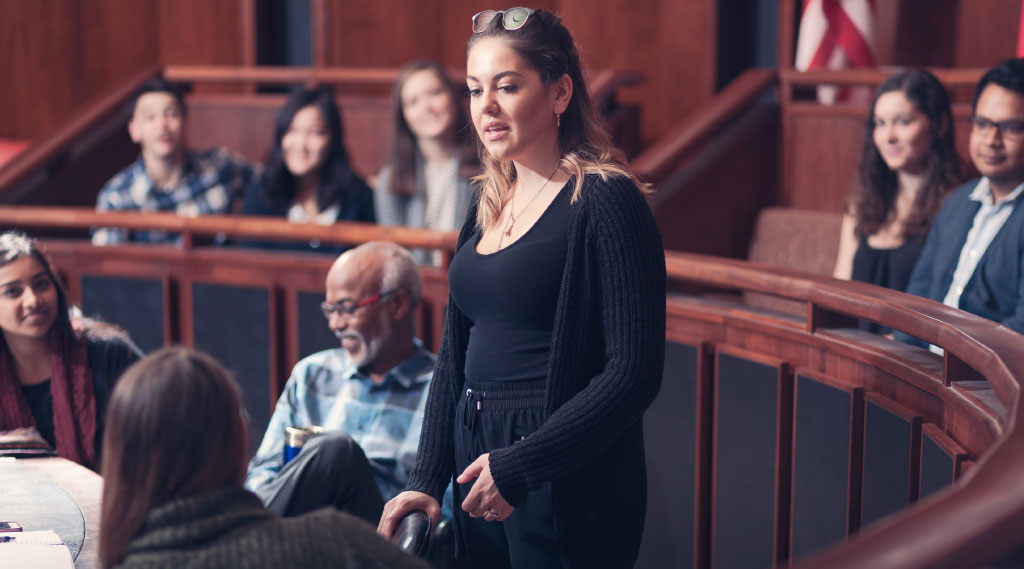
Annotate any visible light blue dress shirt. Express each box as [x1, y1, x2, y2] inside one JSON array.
[[245, 341, 435, 503]]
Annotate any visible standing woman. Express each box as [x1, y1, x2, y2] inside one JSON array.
[[0, 231, 142, 470], [379, 8, 666, 569], [833, 69, 963, 332], [243, 86, 375, 252]]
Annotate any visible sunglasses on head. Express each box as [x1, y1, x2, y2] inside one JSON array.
[[471, 7, 535, 33], [470, 8, 572, 71]]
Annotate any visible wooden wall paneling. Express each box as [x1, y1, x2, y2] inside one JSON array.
[[312, 0, 328, 67], [158, 0, 247, 94], [320, 0, 715, 144], [785, 103, 973, 212], [712, 347, 794, 568], [0, 1, 157, 140], [637, 341, 711, 569], [324, 0, 451, 67], [0, 1, 76, 138], [561, 0, 716, 144], [76, 0, 160, 102], [919, 423, 968, 501], [786, 106, 863, 210], [777, 0, 796, 69], [950, 0, 1020, 68], [789, 369, 864, 562], [860, 393, 923, 529], [651, 104, 779, 259]]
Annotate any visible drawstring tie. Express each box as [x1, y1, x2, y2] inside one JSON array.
[[462, 387, 487, 462]]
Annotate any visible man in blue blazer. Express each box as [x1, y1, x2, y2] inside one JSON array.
[[899, 58, 1024, 345]]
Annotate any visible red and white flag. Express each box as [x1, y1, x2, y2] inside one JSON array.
[[1017, 2, 1024, 57], [794, 0, 877, 104]]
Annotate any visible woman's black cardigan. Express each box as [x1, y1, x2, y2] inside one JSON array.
[[406, 174, 666, 568]]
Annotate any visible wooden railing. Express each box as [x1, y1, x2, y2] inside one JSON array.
[[0, 206, 458, 266], [0, 66, 161, 205], [662, 251, 1024, 569], [1, 205, 1022, 567], [632, 68, 777, 184]]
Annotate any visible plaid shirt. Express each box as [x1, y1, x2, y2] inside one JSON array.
[[245, 341, 436, 503], [91, 148, 256, 245]]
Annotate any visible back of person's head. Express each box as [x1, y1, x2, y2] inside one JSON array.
[[974, 58, 1024, 109], [129, 78, 187, 119], [466, 8, 647, 229], [99, 347, 247, 568], [386, 60, 472, 197], [261, 85, 358, 212], [855, 69, 963, 239], [0, 231, 73, 346]]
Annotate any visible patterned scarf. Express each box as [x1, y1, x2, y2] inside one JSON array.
[[0, 328, 96, 467]]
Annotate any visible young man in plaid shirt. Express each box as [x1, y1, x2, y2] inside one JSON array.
[[91, 78, 256, 245]]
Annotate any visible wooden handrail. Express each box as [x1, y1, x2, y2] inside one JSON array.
[[631, 68, 777, 183], [589, 69, 645, 105], [667, 252, 1021, 408], [165, 65, 409, 86], [666, 250, 1024, 569], [166, 65, 644, 104], [0, 206, 458, 251], [0, 65, 161, 201], [780, 67, 987, 88]]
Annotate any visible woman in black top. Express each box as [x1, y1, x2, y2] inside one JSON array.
[[833, 69, 964, 332], [242, 86, 375, 253], [0, 231, 141, 470], [378, 8, 665, 569]]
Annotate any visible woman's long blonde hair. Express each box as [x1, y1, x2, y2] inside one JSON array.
[[467, 9, 650, 231]]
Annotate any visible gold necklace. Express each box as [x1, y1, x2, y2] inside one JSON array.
[[499, 166, 559, 249]]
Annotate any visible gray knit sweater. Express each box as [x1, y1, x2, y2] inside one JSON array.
[[115, 487, 429, 569], [407, 174, 666, 568]]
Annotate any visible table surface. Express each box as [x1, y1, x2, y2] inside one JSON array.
[[0, 457, 102, 569]]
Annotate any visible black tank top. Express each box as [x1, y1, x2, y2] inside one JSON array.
[[851, 233, 926, 334], [448, 181, 571, 382]]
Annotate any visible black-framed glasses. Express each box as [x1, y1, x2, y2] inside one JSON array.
[[471, 7, 534, 33], [320, 289, 400, 320], [968, 115, 1024, 140]]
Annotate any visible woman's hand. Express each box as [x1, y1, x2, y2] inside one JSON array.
[[377, 491, 441, 538], [457, 453, 514, 522]]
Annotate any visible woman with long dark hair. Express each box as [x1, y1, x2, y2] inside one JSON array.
[[243, 86, 375, 252], [99, 347, 429, 569], [834, 69, 964, 333], [374, 60, 476, 264], [379, 8, 665, 568], [0, 231, 141, 469]]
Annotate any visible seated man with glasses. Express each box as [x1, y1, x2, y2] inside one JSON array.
[[246, 241, 437, 523], [898, 58, 1024, 345]]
